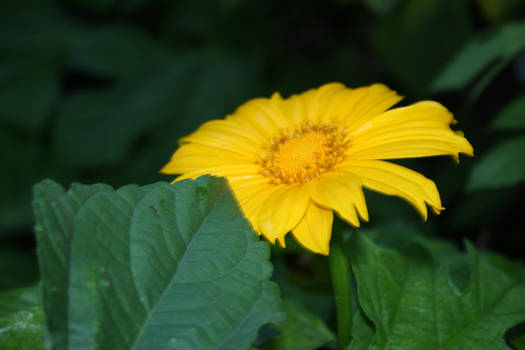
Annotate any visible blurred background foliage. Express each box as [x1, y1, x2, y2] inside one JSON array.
[[1, 0, 525, 315]]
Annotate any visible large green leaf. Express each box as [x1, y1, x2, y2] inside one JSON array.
[[33, 180, 111, 349], [33, 176, 281, 350], [491, 96, 525, 130], [348, 233, 525, 350], [261, 300, 334, 350], [433, 21, 525, 92], [467, 134, 525, 191]]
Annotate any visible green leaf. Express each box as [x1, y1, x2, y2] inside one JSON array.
[[261, 300, 334, 350], [0, 307, 44, 350], [0, 286, 39, 317], [0, 285, 44, 350], [433, 21, 525, 92], [33, 180, 111, 349], [491, 96, 525, 130], [467, 134, 525, 191], [349, 233, 525, 350], [33, 176, 281, 350], [347, 310, 375, 350]]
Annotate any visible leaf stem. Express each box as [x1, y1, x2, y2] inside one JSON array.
[[328, 218, 352, 349]]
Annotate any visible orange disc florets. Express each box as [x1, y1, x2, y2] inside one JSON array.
[[258, 122, 349, 184]]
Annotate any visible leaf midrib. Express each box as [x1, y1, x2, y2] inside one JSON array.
[[129, 187, 228, 350]]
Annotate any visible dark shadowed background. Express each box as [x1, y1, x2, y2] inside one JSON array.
[[1, 0, 524, 292]]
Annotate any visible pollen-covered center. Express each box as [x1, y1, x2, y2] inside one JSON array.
[[258, 123, 349, 184]]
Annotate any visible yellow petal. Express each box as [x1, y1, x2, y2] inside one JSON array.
[[268, 84, 347, 128], [180, 119, 263, 156], [343, 84, 403, 131], [292, 202, 333, 255], [301, 83, 347, 124], [258, 184, 310, 246], [272, 92, 307, 126], [160, 143, 254, 174], [229, 177, 279, 238], [339, 160, 443, 220], [170, 164, 260, 182], [310, 171, 368, 227], [230, 97, 292, 139], [347, 101, 474, 161]]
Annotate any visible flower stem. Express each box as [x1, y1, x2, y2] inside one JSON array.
[[329, 218, 352, 350]]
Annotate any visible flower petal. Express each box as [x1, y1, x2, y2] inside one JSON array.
[[272, 92, 307, 126], [258, 184, 310, 246], [260, 84, 347, 128], [292, 202, 333, 255], [180, 119, 264, 155], [310, 171, 368, 227], [347, 101, 474, 161], [301, 83, 348, 124], [160, 143, 255, 174], [230, 97, 292, 139], [170, 165, 260, 182], [229, 177, 279, 238], [342, 84, 403, 131], [339, 160, 443, 220]]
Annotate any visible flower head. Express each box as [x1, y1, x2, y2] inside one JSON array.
[[161, 83, 473, 255]]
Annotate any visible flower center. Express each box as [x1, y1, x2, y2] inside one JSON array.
[[258, 123, 349, 184]]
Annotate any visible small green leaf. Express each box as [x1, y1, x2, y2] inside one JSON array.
[[0, 286, 39, 318], [491, 96, 525, 130], [349, 233, 525, 350], [0, 307, 44, 350], [0, 285, 43, 350], [433, 21, 525, 92], [33, 176, 281, 350], [261, 300, 334, 350], [467, 134, 525, 191]]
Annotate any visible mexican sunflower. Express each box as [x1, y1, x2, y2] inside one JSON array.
[[161, 83, 473, 255]]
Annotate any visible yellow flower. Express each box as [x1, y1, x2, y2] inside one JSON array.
[[161, 83, 473, 255]]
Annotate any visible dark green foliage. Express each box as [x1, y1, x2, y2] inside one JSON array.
[[2, 0, 525, 348], [468, 135, 525, 191], [261, 300, 335, 350]]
